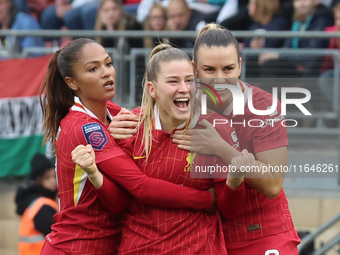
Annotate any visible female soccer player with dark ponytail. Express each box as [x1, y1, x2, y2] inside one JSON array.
[[73, 43, 255, 254], [40, 38, 243, 255]]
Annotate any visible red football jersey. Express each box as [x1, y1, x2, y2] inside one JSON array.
[[47, 98, 125, 255], [48, 99, 225, 254], [222, 81, 295, 243], [117, 110, 243, 255]]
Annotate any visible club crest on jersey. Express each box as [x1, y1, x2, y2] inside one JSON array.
[[82, 123, 107, 150], [231, 131, 238, 143], [184, 153, 197, 172]]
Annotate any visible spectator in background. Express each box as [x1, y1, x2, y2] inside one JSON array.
[[258, 0, 333, 79], [0, 0, 44, 58], [244, 0, 290, 49], [95, 0, 143, 104], [40, 0, 100, 32], [95, 0, 142, 48], [219, 0, 293, 42], [318, 3, 340, 105], [219, 0, 253, 31], [13, 0, 55, 20], [243, 0, 290, 77], [15, 153, 58, 255], [167, 0, 207, 48], [143, 3, 168, 48], [137, 0, 219, 24], [257, 0, 333, 126], [123, 0, 141, 15], [27, 0, 55, 20]]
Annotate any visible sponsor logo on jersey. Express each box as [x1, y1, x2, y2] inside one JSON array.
[[82, 123, 107, 150]]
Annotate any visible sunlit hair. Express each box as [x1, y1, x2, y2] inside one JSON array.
[[140, 44, 191, 158], [95, 0, 125, 44], [193, 23, 240, 65], [144, 3, 169, 48], [252, 0, 280, 25], [39, 38, 101, 154]]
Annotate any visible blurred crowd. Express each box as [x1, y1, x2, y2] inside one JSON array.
[[0, 0, 339, 53], [1, 0, 340, 121]]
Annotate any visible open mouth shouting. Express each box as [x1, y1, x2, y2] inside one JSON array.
[[174, 97, 189, 112]]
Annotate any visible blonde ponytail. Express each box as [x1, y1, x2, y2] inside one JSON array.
[[139, 44, 191, 159]]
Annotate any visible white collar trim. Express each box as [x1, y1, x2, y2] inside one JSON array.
[[71, 96, 112, 121]]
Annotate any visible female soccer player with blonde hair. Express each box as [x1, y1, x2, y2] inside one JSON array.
[[73, 43, 254, 254]]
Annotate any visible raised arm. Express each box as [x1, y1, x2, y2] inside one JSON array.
[[72, 144, 214, 211], [214, 151, 254, 220], [72, 144, 130, 213]]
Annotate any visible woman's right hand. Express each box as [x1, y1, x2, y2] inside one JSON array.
[[227, 149, 255, 189], [72, 144, 104, 188], [108, 108, 139, 139], [72, 144, 98, 176]]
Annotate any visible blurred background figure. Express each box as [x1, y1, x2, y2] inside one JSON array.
[[318, 2, 340, 105], [0, 0, 44, 58], [15, 153, 58, 255], [243, 0, 290, 77], [40, 0, 100, 32], [143, 2, 168, 48], [167, 0, 207, 48], [244, 0, 290, 49], [95, 0, 142, 48], [258, 0, 333, 80]]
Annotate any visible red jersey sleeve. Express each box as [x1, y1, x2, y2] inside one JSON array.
[[98, 155, 213, 210], [115, 136, 135, 158], [208, 156, 246, 220], [94, 174, 130, 213], [215, 179, 246, 220], [73, 119, 126, 163], [246, 91, 289, 153]]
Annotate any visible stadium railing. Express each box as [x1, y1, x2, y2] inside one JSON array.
[[1, 30, 340, 128], [298, 212, 340, 254], [2, 30, 340, 253]]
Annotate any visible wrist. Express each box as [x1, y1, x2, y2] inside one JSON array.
[[212, 139, 224, 158], [226, 178, 243, 190], [88, 170, 103, 189]]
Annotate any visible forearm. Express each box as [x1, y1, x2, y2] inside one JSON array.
[[215, 143, 285, 199], [215, 180, 246, 220], [244, 159, 285, 199], [139, 180, 212, 210], [214, 139, 241, 165], [87, 169, 104, 189], [98, 155, 212, 210], [94, 174, 130, 213]]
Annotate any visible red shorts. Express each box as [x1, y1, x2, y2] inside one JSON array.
[[40, 241, 68, 255], [226, 229, 301, 255]]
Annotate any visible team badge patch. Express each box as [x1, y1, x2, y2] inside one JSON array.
[[82, 123, 108, 150], [231, 131, 238, 143]]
